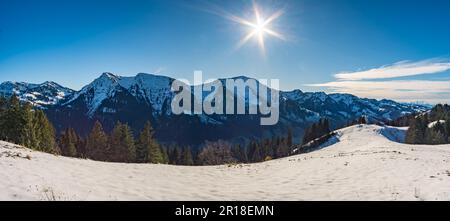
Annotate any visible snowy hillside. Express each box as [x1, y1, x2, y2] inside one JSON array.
[[1, 124, 450, 201]]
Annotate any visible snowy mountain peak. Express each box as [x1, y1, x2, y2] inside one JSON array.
[[66, 72, 175, 117], [70, 73, 125, 116], [0, 80, 74, 108], [228, 75, 254, 81], [41, 81, 59, 87], [282, 89, 304, 100], [100, 72, 119, 80]]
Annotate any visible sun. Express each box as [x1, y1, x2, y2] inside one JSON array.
[[227, 2, 285, 54]]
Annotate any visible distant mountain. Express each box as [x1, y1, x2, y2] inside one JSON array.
[[0, 81, 74, 108], [0, 73, 429, 146], [64, 72, 174, 117]]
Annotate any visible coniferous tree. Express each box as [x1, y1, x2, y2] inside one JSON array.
[[161, 146, 169, 164], [32, 109, 58, 153], [276, 137, 290, 158], [358, 116, 367, 124], [302, 118, 331, 145], [248, 141, 262, 162], [110, 121, 124, 162], [21, 103, 36, 148], [198, 140, 236, 165], [59, 128, 78, 157], [181, 146, 194, 165], [2, 96, 23, 144], [261, 139, 273, 160], [148, 139, 164, 163], [135, 125, 149, 163], [122, 123, 136, 162], [136, 121, 163, 164], [110, 122, 136, 162], [0, 97, 5, 140], [426, 129, 446, 145], [287, 127, 293, 147], [405, 116, 427, 144], [445, 121, 450, 142], [321, 118, 331, 134], [75, 132, 86, 158], [301, 127, 311, 145], [0, 96, 7, 110], [170, 146, 181, 165], [231, 144, 248, 163], [86, 121, 109, 161]]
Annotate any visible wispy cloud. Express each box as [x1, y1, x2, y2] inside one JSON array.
[[308, 58, 450, 104], [334, 59, 450, 80], [152, 67, 166, 74]]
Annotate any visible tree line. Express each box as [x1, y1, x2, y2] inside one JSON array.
[[302, 118, 331, 144], [59, 120, 168, 164], [406, 104, 450, 145], [163, 128, 295, 165]]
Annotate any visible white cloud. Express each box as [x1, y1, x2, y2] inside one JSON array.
[[335, 59, 450, 80], [307, 58, 450, 104], [152, 67, 166, 74]]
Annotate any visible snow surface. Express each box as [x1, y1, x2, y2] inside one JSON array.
[[1, 124, 450, 201], [428, 120, 446, 128]]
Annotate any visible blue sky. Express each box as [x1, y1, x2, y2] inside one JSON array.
[[1, 0, 450, 103]]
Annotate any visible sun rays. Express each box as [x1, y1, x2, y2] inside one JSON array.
[[225, 2, 286, 54]]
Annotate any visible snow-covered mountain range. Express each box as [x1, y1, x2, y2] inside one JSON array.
[[0, 72, 429, 146], [0, 81, 74, 108]]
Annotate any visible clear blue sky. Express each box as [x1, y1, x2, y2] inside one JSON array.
[[1, 0, 450, 103]]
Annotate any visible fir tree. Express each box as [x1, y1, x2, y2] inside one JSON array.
[[136, 121, 163, 164], [405, 116, 427, 144], [287, 127, 293, 147], [198, 140, 236, 165], [426, 129, 446, 145], [148, 142, 164, 163], [86, 121, 109, 161], [32, 109, 57, 153], [248, 141, 262, 162], [170, 147, 181, 164], [275, 137, 290, 158], [22, 103, 37, 148], [122, 123, 136, 162], [135, 124, 150, 163], [2, 96, 24, 144], [161, 146, 169, 164], [302, 118, 331, 145], [0, 97, 5, 140], [181, 147, 194, 165], [74, 130, 86, 158], [358, 116, 367, 124], [59, 128, 78, 157], [110, 122, 136, 162], [231, 144, 248, 163]]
